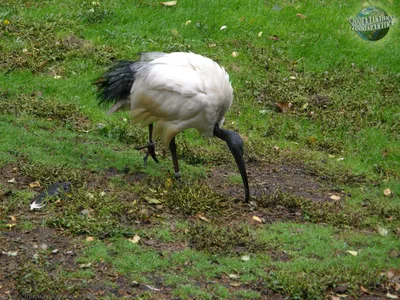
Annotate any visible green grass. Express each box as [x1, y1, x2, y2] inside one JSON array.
[[1, 0, 400, 298]]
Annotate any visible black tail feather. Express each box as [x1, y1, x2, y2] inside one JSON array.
[[94, 60, 138, 106]]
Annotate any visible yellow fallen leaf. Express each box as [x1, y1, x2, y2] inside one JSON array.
[[386, 292, 398, 299], [229, 282, 241, 287], [308, 136, 317, 143], [143, 195, 161, 204], [228, 273, 240, 279], [6, 224, 15, 230], [384, 188, 392, 197], [29, 181, 41, 188], [10, 216, 17, 222], [185, 20, 191, 25], [160, 1, 177, 6], [129, 234, 141, 244], [252, 216, 262, 223], [330, 195, 341, 201], [347, 250, 358, 256], [231, 51, 239, 57], [7, 178, 16, 183], [86, 236, 95, 242], [208, 43, 217, 48], [165, 178, 173, 189], [258, 31, 263, 37]]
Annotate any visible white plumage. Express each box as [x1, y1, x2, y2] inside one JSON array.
[[111, 52, 233, 145], [96, 52, 249, 202]]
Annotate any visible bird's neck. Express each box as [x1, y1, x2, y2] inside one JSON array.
[[213, 123, 227, 140]]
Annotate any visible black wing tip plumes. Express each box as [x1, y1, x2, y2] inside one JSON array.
[[94, 60, 137, 107]]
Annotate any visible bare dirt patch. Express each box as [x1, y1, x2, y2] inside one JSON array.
[[210, 161, 338, 203]]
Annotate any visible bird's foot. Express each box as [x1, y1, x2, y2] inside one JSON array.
[[135, 142, 159, 166]]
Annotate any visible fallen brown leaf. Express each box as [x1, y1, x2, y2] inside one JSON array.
[[29, 181, 41, 188], [296, 13, 307, 19], [360, 285, 370, 294], [195, 213, 209, 222], [395, 282, 400, 292], [387, 268, 400, 279], [276, 102, 292, 113]]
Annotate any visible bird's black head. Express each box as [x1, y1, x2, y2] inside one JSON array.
[[214, 124, 249, 202]]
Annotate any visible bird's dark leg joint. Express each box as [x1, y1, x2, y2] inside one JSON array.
[[135, 142, 155, 151], [135, 142, 159, 166], [136, 124, 159, 166]]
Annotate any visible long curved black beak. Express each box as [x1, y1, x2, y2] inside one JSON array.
[[214, 124, 250, 202]]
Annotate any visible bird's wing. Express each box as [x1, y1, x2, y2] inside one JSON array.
[[130, 63, 213, 145], [144, 63, 207, 97]]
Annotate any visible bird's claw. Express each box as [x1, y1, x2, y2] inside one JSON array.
[[135, 142, 159, 166]]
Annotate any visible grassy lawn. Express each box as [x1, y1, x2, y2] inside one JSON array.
[[1, 0, 399, 299]]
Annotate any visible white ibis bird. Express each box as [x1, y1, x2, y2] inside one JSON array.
[[95, 52, 249, 202]]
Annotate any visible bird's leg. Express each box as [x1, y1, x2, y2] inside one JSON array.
[[169, 137, 181, 179], [135, 124, 159, 166]]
